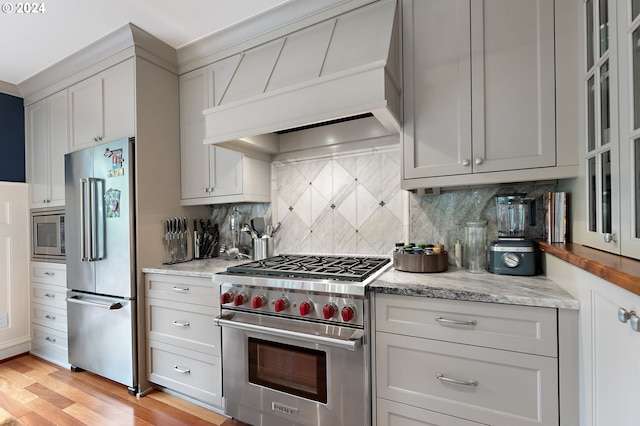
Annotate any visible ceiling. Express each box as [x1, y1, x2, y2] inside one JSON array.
[[0, 0, 296, 86]]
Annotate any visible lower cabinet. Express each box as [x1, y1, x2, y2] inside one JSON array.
[[29, 262, 69, 367], [374, 294, 563, 426], [145, 274, 222, 409]]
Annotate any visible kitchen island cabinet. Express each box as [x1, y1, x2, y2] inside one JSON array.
[[401, 0, 578, 191], [144, 273, 223, 409], [179, 65, 270, 206], [25, 90, 68, 208], [29, 262, 68, 367]]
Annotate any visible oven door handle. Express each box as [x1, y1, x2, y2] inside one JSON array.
[[214, 312, 363, 351]]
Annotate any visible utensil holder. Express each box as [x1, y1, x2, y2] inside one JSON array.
[[253, 238, 274, 260]]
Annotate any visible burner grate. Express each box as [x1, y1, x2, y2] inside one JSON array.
[[227, 255, 390, 281]]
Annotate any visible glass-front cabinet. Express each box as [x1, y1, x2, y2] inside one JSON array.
[[619, 0, 640, 258], [579, 0, 640, 259]]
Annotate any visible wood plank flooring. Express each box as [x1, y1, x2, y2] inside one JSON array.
[[0, 354, 248, 426]]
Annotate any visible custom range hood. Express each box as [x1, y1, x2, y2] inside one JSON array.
[[203, 0, 401, 155]]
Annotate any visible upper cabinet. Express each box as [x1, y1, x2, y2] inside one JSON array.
[[69, 59, 135, 152], [25, 90, 68, 208], [179, 63, 270, 206], [575, 0, 640, 259], [401, 0, 579, 191]]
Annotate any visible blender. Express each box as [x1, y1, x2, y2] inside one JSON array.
[[489, 193, 538, 275]]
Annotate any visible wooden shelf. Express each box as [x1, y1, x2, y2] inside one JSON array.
[[538, 241, 640, 297]]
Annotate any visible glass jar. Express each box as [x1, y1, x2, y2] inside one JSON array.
[[466, 220, 487, 273]]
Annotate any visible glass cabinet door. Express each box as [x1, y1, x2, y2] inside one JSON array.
[[619, 0, 640, 258], [581, 0, 621, 253]]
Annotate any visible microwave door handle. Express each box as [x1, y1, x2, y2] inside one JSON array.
[[80, 178, 88, 261]]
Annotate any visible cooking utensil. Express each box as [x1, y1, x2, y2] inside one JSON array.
[[271, 221, 281, 237], [251, 217, 265, 238]]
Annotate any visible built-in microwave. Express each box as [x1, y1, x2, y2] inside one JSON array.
[[31, 207, 65, 262]]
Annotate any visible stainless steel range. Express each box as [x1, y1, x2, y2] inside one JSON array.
[[213, 254, 390, 426]]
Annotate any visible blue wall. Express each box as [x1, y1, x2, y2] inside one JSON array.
[[0, 93, 25, 182]]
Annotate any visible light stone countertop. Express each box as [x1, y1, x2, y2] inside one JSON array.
[[142, 259, 579, 310], [371, 266, 579, 310], [141, 257, 249, 279]]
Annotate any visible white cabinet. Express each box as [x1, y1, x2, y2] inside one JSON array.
[[575, 0, 640, 259], [29, 262, 68, 367], [69, 59, 134, 151], [374, 294, 561, 426], [545, 254, 640, 425], [401, 0, 578, 190], [25, 90, 68, 208], [145, 274, 222, 408], [179, 65, 271, 206]]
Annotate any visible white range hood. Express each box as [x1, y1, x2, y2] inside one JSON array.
[[203, 0, 401, 155]]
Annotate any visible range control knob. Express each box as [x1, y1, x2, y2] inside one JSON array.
[[233, 292, 248, 306], [299, 300, 314, 316], [341, 305, 357, 322], [322, 303, 338, 320], [274, 297, 290, 313], [252, 295, 267, 309], [220, 290, 236, 305]]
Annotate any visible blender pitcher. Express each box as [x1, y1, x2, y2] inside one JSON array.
[[496, 193, 536, 240]]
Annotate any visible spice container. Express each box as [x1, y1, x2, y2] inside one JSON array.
[[392, 242, 448, 273]]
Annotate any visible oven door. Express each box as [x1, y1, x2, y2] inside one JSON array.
[[215, 310, 370, 426]]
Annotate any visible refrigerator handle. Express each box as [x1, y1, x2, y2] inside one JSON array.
[[80, 178, 88, 261], [67, 295, 123, 310]]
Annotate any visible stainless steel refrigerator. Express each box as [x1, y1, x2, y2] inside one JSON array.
[[65, 137, 138, 394]]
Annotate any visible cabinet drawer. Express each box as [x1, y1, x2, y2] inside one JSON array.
[[375, 294, 557, 356], [148, 340, 222, 407], [147, 298, 220, 356], [31, 283, 67, 310], [31, 303, 67, 333], [31, 262, 66, 286], [31, 323, 67, 352], [376, 332, 558, 426], [145, 274, 219, 306], [377, 398, 486, 426]]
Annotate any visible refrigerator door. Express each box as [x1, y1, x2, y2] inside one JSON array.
[[65, 138, 135, 298], [67, 290, 137, 388], [65, 146, 97, 292], [93, 138, 135, 298]]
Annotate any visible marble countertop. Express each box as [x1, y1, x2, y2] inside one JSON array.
[[142, 259, 578, 310], [371, 266, 579, 310], [141, 257, 248, 279]]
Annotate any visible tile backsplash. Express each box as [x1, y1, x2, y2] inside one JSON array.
[[272, 145, 404, 255], [209, 145, 562, 260]]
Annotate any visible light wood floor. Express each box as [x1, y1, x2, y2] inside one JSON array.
[[0, 354, 247, 426]]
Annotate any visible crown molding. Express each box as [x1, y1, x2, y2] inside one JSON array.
[[18, 23, 177, 105], [0, 81, 21, 98]]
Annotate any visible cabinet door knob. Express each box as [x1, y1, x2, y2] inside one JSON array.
[[631, 314, 640, 332], [474, 157, 483, 165], [619, 307, 631, 323], [604, 233, 617, 243], [462, 159, 470, 166]]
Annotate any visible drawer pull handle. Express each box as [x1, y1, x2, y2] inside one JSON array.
[[173, 365, 191, 374], [172, 320, 190, 327], [45, 314, 56, 321], [172, 286, 190, 293], [44, 293, 56, 299], [436, 373, 478, 387], [45, 336, 57, 343], [435, 316, 477, 326], [44, 271, 55, 276]]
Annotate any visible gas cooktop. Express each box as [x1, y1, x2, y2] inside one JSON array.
[[226, 254, 390, 282]]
